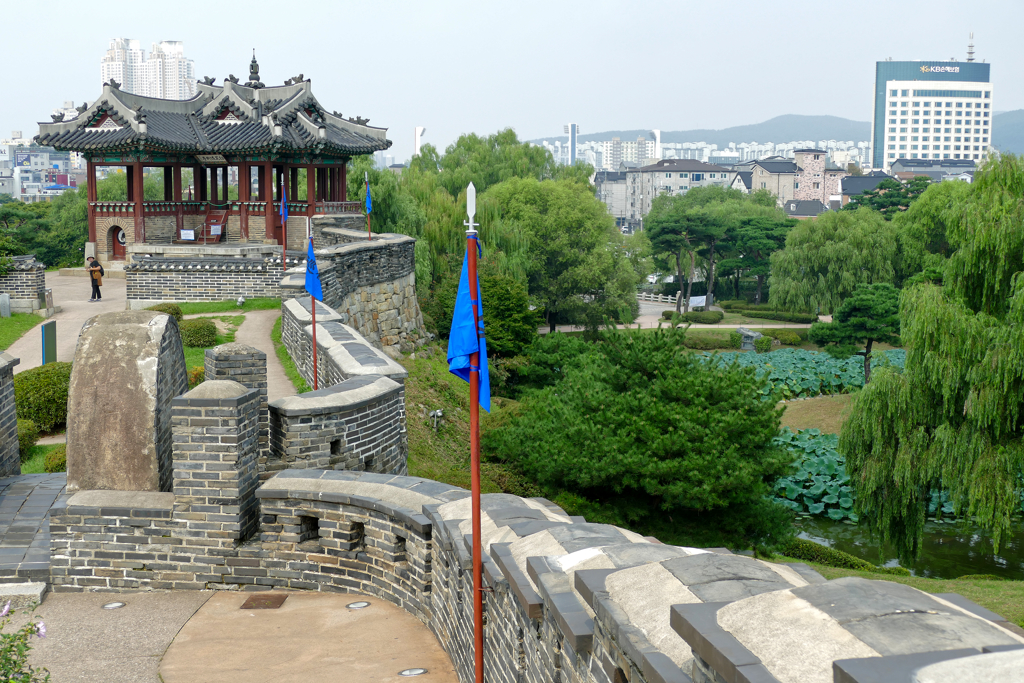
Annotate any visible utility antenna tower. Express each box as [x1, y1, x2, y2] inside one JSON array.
[[967, 33, 975, 62]]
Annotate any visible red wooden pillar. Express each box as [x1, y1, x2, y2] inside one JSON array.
[[131, 162, 145, 243], [198, 166, 208, 202], [222, 167, 229, 200], [173, 165, 183, 237], [163, 166, 173, 201], [264, 161, 275, 241], [210, 165, 219, 202], [289, 167, 298, 201], [86, 160, 97, 243], [341, 159, 348, 202], [306, 164, 315, 218]]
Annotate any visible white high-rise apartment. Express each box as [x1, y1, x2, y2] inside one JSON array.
[[100, 38, 196, 100]]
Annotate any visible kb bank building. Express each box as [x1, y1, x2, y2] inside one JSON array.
[[871, 59, 992, 171]]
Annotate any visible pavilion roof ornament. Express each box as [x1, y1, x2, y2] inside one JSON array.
[[34, 57, 390, 158], [246, 51, 265, 89]]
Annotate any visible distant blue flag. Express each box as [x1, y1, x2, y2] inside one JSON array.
[[280, 185, 289, 224], [305, 239, 322, 301], [447, 247, 490, 412], [365, 182, 372, 214]]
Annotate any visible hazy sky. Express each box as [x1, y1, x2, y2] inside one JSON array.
[[4, 0, 1022, 161]]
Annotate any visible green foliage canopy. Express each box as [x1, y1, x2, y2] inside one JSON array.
[[768, 208, 900, 314], [484, 326, 792, 546], [843, 176, 932, 220], [839, 154, 1024, 563]]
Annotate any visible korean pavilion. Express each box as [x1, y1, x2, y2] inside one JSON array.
[[34, 56, 391, 262]]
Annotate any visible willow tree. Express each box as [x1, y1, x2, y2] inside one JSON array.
[[840, 154, 1024, 563], [768, 208, 899, 314]]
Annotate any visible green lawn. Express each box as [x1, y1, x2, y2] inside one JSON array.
[[182, 315, 244, 370], [20, 443, 62, 474], [0, 313, 42, 350], [177, 298, 281, 315], [270, 317, 311, 394]]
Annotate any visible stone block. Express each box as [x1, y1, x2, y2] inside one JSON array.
[[66, 311, 188, 492]]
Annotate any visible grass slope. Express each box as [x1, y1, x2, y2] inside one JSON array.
[[182, 315, 243, 371], [401, 347, 540, 497], [20, 443, 61, 474], [178, 298, 280, 315], [270, 317, 311, 394], [0, 313, 42, 350], [779, 394, 855, 434]]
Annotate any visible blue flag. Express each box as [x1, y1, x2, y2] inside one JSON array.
[[365, 182, 372, 214], [280, 185, 288, 224], [447, 249, 490, 412], [305, 239, 322, 301]]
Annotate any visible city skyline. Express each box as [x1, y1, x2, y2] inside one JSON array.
[[1, 1, 1022, 163]]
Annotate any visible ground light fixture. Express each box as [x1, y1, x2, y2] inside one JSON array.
[[399, 669, 428, 676], [346, 601, 370, 609], [102, 602, 126, 609]]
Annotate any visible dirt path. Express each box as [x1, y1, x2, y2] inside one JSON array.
[[232, 309, 295, 402]]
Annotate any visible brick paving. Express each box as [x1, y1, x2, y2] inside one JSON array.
[[0, 473, 67, 584]]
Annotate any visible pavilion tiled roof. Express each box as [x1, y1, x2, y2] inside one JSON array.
[[34, 73, 390, 158]]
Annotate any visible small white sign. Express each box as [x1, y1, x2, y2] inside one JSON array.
[[210, 224, 222, 236], [688, 296, 706, 308], [180, 229, 195, 241]]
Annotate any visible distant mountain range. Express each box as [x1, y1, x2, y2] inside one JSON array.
[[531, 111, 1024, 155]]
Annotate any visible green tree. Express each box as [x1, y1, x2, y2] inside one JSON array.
[[483, 325, 793, 548], [768, 208, 900, 314], [0, 194, 14, 205], [840, 154, 1024, 563], [434, 128, 566, 197], [808, 283, 901, 384], [843, 176, 932, 220], [716, 204, 794, 304], [485, 176, 636, 332]]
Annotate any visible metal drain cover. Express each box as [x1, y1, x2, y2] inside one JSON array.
[[346, 601, 371, 609], [399, 669, 428, 677], [240, 594, 288, 610]]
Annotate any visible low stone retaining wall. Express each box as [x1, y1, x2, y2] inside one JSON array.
[[280, 221, 426, 352], [280, 297, 408, 390], [267, 375, 408, 479], [0, 353, 20, 478], [124, 254, 301, 309], [0, 256, 46, 313]]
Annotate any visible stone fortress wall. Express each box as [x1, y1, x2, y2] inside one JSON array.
[[13, 292, 1021, 683], [0, 352, 20, 478], [0, 255, 47, 314]]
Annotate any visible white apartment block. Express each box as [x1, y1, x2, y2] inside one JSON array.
[[100, 39, 196, 100]]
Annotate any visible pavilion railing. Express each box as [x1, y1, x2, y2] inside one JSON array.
[[93, 199, 363, 218], [315, 201, 362, 214]]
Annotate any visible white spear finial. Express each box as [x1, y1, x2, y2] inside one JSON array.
[[465, 182, 478, 234]]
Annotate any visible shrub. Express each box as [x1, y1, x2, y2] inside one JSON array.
[[179, 319, 217, 347], [780, 538, 910, 575], [662, 310, 676, 321], [44, 444, 66, 473], [484, 325, 792, 547], [683, 334, 731, 350], [14, 362, 72, 433], [765, 330, 803, 345], [187, 367, 205, 390], [683, 310, 724, 324], [145, 303, 183, 323], [17, 420, 38, 460], [746, 310, 819, 324], [754, 336, 773, 353], [719, 300, 747, 310], [0, 601, 50, 682], [728, 331, 742, 349]]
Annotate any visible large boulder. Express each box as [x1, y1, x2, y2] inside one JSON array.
[[66, 311, 187, 492]]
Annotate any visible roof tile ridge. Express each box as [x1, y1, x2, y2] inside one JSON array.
[[186, 112, 210, 150]]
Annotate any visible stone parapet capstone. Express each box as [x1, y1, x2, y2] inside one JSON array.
[[0, 352, 20, 478], [0, 255, 47, 313]]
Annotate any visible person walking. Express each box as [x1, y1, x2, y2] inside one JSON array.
[[86, 256, 104, 302]]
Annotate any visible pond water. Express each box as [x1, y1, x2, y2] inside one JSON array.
[[795, 517, 1024, 581]]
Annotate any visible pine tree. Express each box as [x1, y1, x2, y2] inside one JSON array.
[[808, 282, 901, 384]]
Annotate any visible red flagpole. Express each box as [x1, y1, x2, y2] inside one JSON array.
[[310, 235, 319, 392], [467, 228, 483, 683]]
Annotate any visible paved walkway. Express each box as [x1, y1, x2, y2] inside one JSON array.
[[540, 313, 815, 335], [7, 272, 126, 374], [231, 309, 295, 401], [0, 473, 67, 583]]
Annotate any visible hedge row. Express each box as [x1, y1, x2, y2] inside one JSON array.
[[661, 310, 726, 324], [745, 310, 819, 324], [13, 362, 72, 433], [781, 538, 910, 576]]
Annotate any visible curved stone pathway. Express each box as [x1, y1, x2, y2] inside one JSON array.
[[232, 309, 294, 402]]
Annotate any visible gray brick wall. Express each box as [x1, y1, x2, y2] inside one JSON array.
[[205, 344, 269, 469], [0, 256, 46, 313], [0, 353, 20, 478], [267, 375, 408, 480], [171, 381, 261, 547], [124, 255, 299, 306]]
